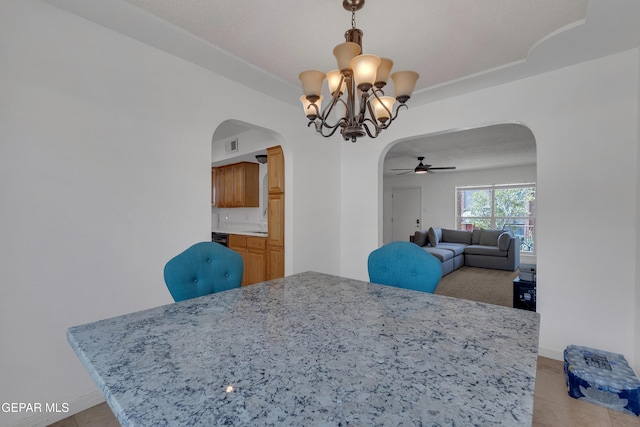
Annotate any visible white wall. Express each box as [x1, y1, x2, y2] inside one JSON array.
[[341, 50, 639, 369], [0, 1, 342, 425], [636, 48, 640, 380], [383, 164, 537, 243], [1, 2, 638, 426]]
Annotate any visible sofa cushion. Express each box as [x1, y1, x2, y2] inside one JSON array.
[[423, 246, 454, 262], [464, 245, 507, 257], [428, 227, 441, 246], [436, 242, 467, 256], [441, 228, 472, 244], [498, 232, 512, 251], [472, 228, 482, 245], [414, 230, 429, 247], [479, 229, 504, 246]]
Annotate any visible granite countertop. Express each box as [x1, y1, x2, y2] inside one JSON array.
[[68, 271, 540, 426]]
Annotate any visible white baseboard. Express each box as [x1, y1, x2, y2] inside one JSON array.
[[538, 345, 564, 361], [9, 390, 104, 427]]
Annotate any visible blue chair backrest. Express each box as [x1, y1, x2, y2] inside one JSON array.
[[368, 241, 441, 293], [164, 242, 243, 302]]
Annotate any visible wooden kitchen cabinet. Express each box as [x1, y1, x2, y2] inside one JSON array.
[[267, 146, 284, 193], [223, 166, 234, 207], [211, 167, 225, 207], [228, 234, 267, 286], [266, 244, 284, 281], [228, 234, 248, 286], [211, 167, 218, 207], [267, 146, 285, 279], [212, 162, 259, 207], [267, 192, 284, 248], [246, 237, 267, 285]]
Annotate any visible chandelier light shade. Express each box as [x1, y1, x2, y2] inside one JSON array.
[[372, 96, 396, 122], [333, 42, 361, 71], [326, 70, 345, 95], [391, 71, 420, 103], [300, 95, 323, 120], [299, 70, 326, 99], [350, 54, 381, 91], [375, 58, 394, 87], [299, 0, 419, 142]]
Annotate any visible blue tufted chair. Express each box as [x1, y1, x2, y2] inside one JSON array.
[[164, 242, 243, 302], [367, 241, 442, 293]]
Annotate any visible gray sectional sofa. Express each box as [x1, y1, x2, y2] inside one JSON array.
[[411, 227, 520, 276]]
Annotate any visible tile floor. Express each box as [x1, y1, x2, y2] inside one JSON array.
[[50, 356, 640, 426], [533, 357, 640, 427]]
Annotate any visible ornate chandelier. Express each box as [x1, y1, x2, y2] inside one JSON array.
[[299, 0, 419, 143]]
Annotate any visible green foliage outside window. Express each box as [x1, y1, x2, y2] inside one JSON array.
[[457, 185, 536, 252]]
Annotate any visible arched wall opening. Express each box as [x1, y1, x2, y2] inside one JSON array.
[[211, 119, 288, 272], [379, 121, 538, 260]]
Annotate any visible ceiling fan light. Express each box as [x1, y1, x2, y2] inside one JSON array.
[[300, 95, 322, 120], [299, 70, 326, 99], [333, 42, 361, 72], [374, 58, 394, 88], [327, 70, 345, 95], [372, 96, 395, 122], [415, 169, 428, 174], [391, 71, 420, 103], [350, 54, 381, 92]]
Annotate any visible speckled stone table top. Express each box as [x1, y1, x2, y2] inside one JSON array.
[[68, 271, 540, 426]]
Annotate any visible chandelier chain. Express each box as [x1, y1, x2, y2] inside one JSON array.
[[351, 7, 356, 29]]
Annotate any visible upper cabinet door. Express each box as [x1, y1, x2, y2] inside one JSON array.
[[232, 163, 245, 207], [213, 162, 259, 208], [224, 166, 234, 207], [211, 167, 217, 207], [267, 146, 284, 194]]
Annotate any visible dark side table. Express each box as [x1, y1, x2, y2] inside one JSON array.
[[513, 277, 536, 311]]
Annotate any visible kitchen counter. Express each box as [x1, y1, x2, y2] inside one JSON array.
[[68, 271, 539, 426], [211, 228, 268, 238]]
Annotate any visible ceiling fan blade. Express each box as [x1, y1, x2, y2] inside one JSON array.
[[396, 171, 413, 175], [428, 166, 457, 170], [391, 168, 413, 171]]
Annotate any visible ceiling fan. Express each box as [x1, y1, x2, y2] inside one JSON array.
[[392, 156, 457, 175]]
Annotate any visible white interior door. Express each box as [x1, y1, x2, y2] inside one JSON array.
[[392, 187, 422, 242]]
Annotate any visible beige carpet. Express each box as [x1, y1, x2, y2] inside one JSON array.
[[434, 266, 519, 307]]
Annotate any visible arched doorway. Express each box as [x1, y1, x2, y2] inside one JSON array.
[[212, 119, 286, 281], [381, 122, 537, 265]]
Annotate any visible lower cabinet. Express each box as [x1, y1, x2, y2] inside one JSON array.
[[246, 237, 267, 285], [267, 244, 284, 280], [229, 234, 267, 286]]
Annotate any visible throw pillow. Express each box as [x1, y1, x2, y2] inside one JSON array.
[[442, 228, 472, 244], [414, 230, 428, 247], [427, 227, 439, 246], [479, 229, 503, 246], [498, 232, 512, 251], [472, 228, 482, 245]]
